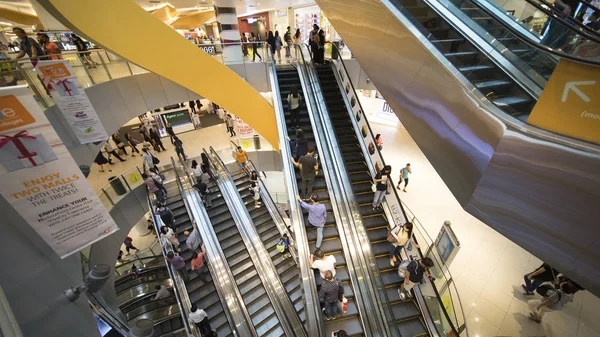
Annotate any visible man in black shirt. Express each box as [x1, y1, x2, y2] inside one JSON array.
[[166, 122, 176, 145], [291, 146, 318, 198], [399, 257, 434, 300], [522, 263, 559, 295]]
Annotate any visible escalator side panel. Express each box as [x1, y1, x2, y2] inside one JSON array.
[[315, 0, 600, 295]]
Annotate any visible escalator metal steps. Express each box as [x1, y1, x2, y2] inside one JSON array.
[[205, 180, 284, 337], [316, 64, 429, 337], [162, 181, 232, 337], [276, 64, 365, 336]]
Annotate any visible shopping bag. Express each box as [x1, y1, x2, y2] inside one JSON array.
[[338, 297, 348, 313]]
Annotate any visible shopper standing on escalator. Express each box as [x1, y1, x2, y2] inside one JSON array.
[[166, 251, 189, 281], [157, 204, 177, 233], [373, 165, 391, 209], [287, 87, 302, 129], [189, 304, 217, 336], [291, 146, 318, 198], [298, 194, 326, 249], [319, 270, 344, 320], [287, 128, 308, 161]]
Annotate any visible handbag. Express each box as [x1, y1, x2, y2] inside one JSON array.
[[371, 183, 377, 193], [386, 227, 398, 243], [152, 154, 160, 165], [117, 142, 125, 148]]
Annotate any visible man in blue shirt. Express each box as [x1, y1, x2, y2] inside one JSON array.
[[297, 194, 326, 248], [12, 27, 43, 67]]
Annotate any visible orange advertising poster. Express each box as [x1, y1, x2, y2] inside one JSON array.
[[527, 59, 600, 144], [37, 62, 72, 79], [0, 95, 36, 132]]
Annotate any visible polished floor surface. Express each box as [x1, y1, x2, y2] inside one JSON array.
[[363, 100, 600, 337]]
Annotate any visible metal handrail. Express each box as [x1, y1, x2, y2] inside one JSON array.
[[326, 42, 466, 334], [463, 0, 600, 65], [173, 155, 254, 337], [206, 146, 307, 336], [532, 0, 600, 39], [301, 43, 392, 336], [145, 184, 194, 335], [269, 44, 325, 337]]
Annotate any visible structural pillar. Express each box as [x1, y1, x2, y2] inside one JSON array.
[[213, 0, 243, 64]]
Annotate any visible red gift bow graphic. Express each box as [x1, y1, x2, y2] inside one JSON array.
[[55, 78, 73, 96], [0, 131, 39, 167]]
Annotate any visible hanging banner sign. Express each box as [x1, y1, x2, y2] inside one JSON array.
[[35, 60, 108, 144], [0, 86, 118, 258]]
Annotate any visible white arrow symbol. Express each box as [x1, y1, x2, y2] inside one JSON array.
[[561, 81, 596, 103]]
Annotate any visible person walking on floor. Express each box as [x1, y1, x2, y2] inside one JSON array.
[[298, 194, 326, 249], [36, 33, 62, 60], [124, 132, 140, 156], [284, 26, 292, 58], [522, 262, 559, 296], [123, 236, 138, 255], [311, 248, 336, 286], [149, 128, 166, 151], [250, 32, 262, 62], [226, 114, 236, 137], [165, 123, 176, 145], [166, 251, 188, 281], [250, 182, 261, 208], [112, 132, 128, 156], [291, 146, 318, 198], [398, 257, 435, 300], [104, 140, 126, 163], [71, 34, 98, 68], [397, 163, 412, 192], [153, 285, 171, 300], [319, 270, 344, 320], [388, 222, 419, 266], [143, 173, 165, 203], [189, 100, 196, 113], [528, 280, 575, 323], [287, 87, 302, 128], [191, 244, 211, 283], [267, 31, 276, 60], [173, 136, 187, 161], [94, 151, 111, 173], [309, 24, 320, 63], [142, 148, 159, 174], [189, 304, 216, 336], [373, 165, 391, 209], [241, 33, 249, 56], [317, 29, 326, 64]]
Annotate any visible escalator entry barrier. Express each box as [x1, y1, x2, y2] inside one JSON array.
[[109, 176, 127, 195]]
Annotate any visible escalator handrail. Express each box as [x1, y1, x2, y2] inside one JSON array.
[[206, 146, 307, 337], [246, 158, 301, 265], [465, 0, 600, 66], [270, 44, 326, 337], [145, 184, 194, 336], [172, 156, 253, 337], [532, 0, 600, 39], [326, 43, 466, 333]]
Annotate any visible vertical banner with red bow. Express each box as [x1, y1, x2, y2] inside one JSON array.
[[35, 60, 108, 144], [0, 86, 118, 258]]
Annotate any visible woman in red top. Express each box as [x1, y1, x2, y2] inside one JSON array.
[[37, 33, 62, 60]]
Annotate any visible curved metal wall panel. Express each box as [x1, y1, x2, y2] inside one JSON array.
[[316, 0, 600, 294]]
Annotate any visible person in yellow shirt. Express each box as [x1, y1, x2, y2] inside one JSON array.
[[235, 146, 249, 175]]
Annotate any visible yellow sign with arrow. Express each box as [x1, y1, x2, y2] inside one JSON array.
[[527, 59, 600, 145]]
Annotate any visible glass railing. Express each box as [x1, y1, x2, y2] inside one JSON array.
[[0, 42, 271, 110], [95, 165, 146, 210]]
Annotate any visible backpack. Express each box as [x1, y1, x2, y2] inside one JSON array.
[[276, 238, 286, 253]]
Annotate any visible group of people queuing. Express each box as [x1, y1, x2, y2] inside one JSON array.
[[242, 26, 303, 62]]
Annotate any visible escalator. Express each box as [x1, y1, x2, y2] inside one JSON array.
[[162, 180, 233, 337], [276, 65, 364, 336], [202, 170, 285, 336], [391, 0, 536, 119], [115, 265, 169, 294], [316, 0, 600, 295], [230, 166, 307, 328], [316, 64, 429, 337]]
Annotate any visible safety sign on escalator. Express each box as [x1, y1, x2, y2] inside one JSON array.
[[527, 59, 599, 145]]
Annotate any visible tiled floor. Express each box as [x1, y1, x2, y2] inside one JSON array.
[[363, 102, 600, 337]]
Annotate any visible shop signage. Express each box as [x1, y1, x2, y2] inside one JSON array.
[[276, 10, 287, 17], [199, 45, 215, 54], [0, 86, 118, 258], [235, 116, 253, 136], [35, 60, 109, 144], [527, 59, 600, 144]]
